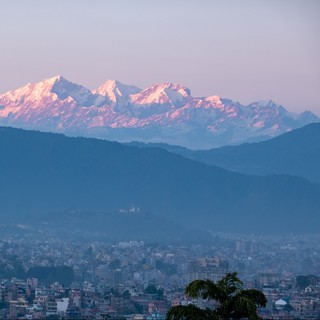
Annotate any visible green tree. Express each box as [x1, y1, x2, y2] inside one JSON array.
[[144, 284, 158, 295], [166, 272, 267, 320], [296, 274, 319, 289]]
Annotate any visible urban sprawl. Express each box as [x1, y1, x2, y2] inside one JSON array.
[[1, 229, 320, 319]]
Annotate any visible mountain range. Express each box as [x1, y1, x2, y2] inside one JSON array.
[[129, 123, 320, 184], [0, 76, 318, 149], [1, 126, 319, 242]]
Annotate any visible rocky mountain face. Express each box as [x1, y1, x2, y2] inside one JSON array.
[[0, 76, 318, 149]]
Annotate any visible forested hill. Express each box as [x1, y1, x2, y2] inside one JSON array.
[[1, 126, 319, 238]]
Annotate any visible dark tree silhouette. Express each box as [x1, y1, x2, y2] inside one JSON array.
[[167, 272, 267, 320]]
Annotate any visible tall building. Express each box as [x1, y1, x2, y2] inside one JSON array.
[[188, 257, 229, 282]]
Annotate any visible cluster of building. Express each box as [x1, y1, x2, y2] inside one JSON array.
[[0, 278, 169, 319], [0, 231, 320, 319]]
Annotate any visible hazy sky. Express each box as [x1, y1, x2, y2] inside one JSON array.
[[1, 0, 319, 114]]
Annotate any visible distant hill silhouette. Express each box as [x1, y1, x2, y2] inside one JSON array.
[[188, 123, 320, 184], [0, 126, 320, 241], [130, 123, 320, 184]]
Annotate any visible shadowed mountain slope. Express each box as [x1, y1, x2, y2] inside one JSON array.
[[129, 123, 320, 184], [0, 126, 319, 238], [189, 123, 320, 184]]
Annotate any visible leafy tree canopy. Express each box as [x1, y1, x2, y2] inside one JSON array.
[[296, 274, 319, 289], [167, 272, 267, 320], [144, 284, 158, 295]]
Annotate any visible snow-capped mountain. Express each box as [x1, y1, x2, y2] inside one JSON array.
[[0, 76, 318, 149], [130, 82, 191, 106], [93, 80, 141, 111]]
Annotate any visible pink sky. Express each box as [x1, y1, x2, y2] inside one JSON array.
[[0, 0, 319, 115]]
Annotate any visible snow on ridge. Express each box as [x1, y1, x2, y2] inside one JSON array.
[[93, 80, 141, 104], [130, 82, 191, 106], [0, 75, 110, 109], [1, 75, 319, 149]]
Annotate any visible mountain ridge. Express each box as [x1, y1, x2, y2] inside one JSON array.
[[190, 122, 320, 183], [130, 123, 320, 184], [0, 125, 320, 240], [0, 76, 318, 149]]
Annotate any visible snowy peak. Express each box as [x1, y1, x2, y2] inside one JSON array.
[[250, 99, 278, 107], [297, 110, 320, 125], [0, 76, 109, 108], [0, 75, 64, 104], [42, 75, 64, 85], [130, 82, 192, 106], [248, 99, 285, 112], [201, 95, 225, 110], [0, 75, 319, 149], [93, 80, 141, 105], [49, 76, 108, 107], [247, 100, 288, 116]]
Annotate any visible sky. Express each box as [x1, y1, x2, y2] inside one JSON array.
[[0, 0, 319, 115]]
